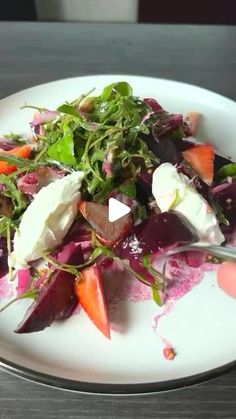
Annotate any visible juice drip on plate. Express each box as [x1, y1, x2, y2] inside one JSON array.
[[151, 255, 218, 358], [0, 275, 14, 302], [163, 255, 206, 301], [104, 269, 152, 307], [103, 269, 152, 333], [101, 255, 217, 334], [152, 300, 173, 333]]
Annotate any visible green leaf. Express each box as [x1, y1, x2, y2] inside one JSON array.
[[90, 150, 105, 164], [81, 121, 102, 132], [43, 245, 114, 276], [47, 126, 77, 165], [101, 82, 133, 101], [118, 180, 136, 198], [141, 253, 165, 290], [216, 163, 236, 181], [0, 174, 26, 218], [0, 286, 38, 314], [132, 203, 147, 222], [169, 126, 184, 140], [0, 216, 10, 236], [58, 104, 103, 132], [210, 199, 229, 226], [57, 104, 82, 119], [0, 153, 34, 168], [3, 132, 24, 142], [137, 123, 149, 135], [142, 254, 151, 269], [24, 81, 157, 203], [152, 286, 163, 306], [93, 179, 114, 202]]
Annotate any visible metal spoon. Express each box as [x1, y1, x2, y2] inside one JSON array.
[[165, 242, 236, 261]]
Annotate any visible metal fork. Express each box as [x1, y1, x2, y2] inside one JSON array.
[[165, 242, 236, 261]]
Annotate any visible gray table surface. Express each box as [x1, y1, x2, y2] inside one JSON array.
[[0, 21, 236, 419]]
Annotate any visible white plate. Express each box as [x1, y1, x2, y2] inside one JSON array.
[[0, 75, 236, 394]]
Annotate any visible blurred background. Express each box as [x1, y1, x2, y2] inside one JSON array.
[[0, 0, 235, 24]]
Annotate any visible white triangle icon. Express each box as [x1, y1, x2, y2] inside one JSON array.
[[108, 198, 131, 222]]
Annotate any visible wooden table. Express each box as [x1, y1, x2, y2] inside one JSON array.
[[0, 22, 236, 418]]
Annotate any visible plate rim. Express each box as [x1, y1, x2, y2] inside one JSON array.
[[0, 74, 236, 108], [0, 356, 235, 394], [0, 74, 235, 393]]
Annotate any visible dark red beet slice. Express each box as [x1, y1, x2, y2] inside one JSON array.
[[15, 243, 84, 334], [0, 236, 8, 278], [114, 212, 198, 285], [115, 212, 198, 259]]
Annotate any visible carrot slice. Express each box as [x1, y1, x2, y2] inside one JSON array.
[[182, 144, 214, 185], [75, 264, 110, 339], [0, 144, 32, 174]]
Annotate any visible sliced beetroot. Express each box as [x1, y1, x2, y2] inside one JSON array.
[[114, 212, 198, 286], [16, 268, 31, 297], [64, 221, 92, 244], [115, 212, 198, 259], [79, 201, 132, 245], [15, 270, 77, 333], [185, 250, 206, 268], [62, 222, 93, 263], [15, 243, 84, 333], [55, 241, 81, 264], [156, 138, 181, 165], [128, 255, 157, 284], [134, 212, 198, 253], [137, 169, 153, 188], [145, 133, 181, 165], [0, 237, 8, 278], [136, 169, 157, 207]]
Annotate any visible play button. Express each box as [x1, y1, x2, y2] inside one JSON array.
[[108, 198, 131, 222]]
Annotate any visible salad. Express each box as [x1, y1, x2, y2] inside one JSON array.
[[0, 81, 235, 339]]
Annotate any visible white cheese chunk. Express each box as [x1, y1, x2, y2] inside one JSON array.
[[152, 163, 224, 245], [10, 171, 84, 268]]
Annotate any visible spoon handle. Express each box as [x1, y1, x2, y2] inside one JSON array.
[[190, 243, 236, 261], [166, 243, 236, 261]]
